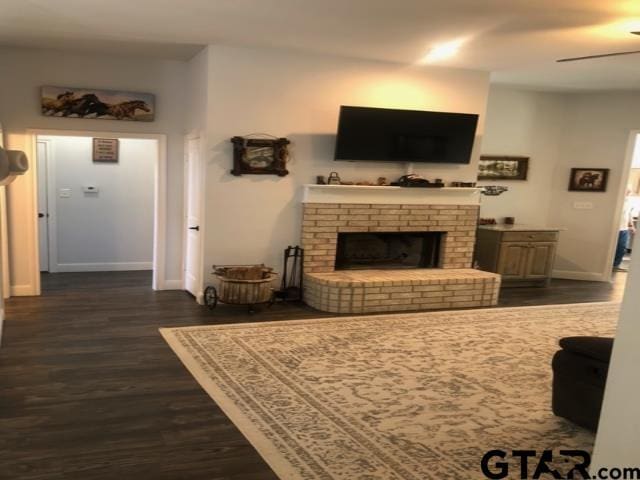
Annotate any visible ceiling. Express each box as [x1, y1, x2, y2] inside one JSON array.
[[2, 0, 640, 91]]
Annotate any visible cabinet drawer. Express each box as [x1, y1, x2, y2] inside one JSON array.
[[501, 231, 558, 243]]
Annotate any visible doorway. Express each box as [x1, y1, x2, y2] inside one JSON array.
[[607, 131, 640, 280], [31, 129, 167, 291]]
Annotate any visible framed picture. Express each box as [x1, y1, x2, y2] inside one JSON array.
[[568, 168, 609, 192], [93, 138, 119, 162], [230, 136, 290, 176], [41, 86, 155, 122], [478, 156, 529, 181]]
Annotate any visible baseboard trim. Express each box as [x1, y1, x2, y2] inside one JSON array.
[[55, 262, 153, 273], [552, 270, 607, 282], [10, 284, 38, 296], [161, 279, 183, 290]]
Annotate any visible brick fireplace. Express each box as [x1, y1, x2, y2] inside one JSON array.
[[301, 185, 501, 313]]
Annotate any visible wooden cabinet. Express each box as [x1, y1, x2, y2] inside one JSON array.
[[475, 226, 561, 287]]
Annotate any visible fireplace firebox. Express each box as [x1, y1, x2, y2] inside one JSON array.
[[335, 232, 442, 270]]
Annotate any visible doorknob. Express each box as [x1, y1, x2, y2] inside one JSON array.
[[189, 226, 200, 231], [38, 213, 45, 218]]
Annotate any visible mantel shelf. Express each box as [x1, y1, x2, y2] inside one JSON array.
[[302, 184, 481, 205]]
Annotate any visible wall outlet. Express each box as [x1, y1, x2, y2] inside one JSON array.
[[573, 201, 594, 210], [59, 188, 72, 198]]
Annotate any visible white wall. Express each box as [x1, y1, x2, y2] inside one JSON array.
[[548, 93, 640, 280], [479, 88, 566, 225], [201, 45, 491, 282], [41, 136, 155, 272], [0, 46, 188, 292], [592, 233, 640, 468], [481, 87, 640, 281]]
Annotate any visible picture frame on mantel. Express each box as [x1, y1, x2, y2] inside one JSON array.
[[230, 136, 290, 176], [478, 155, 529, 181]]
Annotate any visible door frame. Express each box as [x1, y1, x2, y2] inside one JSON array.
[[36, 138, 53, 273], [182, 132, 206, 304], [26, 128, 168, 291], [603, 129, 640, 283]]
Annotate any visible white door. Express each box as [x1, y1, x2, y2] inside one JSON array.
[[184, 136, 203, 300], [36, 141, 49, 272]]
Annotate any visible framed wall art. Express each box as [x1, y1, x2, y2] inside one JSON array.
[[230, 136, 290, 176], [478, 155, 529, 181], [93, 138, 119, 162], [41, 86, 155, 122], [568, 168, 610, 192]]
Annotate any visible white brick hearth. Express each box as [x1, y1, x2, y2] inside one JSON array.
[[301, 185, 501, 313]]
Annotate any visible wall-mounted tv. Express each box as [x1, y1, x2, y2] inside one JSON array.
[[334, 106, 478, 164]]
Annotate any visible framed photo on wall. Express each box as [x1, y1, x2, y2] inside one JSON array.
[[93, 138, 119, 162], [478, 156, 529, 181], [230, 136, 290, 176], [568, 168, 609, 192]]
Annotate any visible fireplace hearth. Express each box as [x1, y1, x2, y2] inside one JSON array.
[[335, 232, 442, 270]]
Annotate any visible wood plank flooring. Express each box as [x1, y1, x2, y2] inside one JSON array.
[[0, 271, 627, 479]]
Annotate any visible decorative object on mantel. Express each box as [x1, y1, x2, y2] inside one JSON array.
[[478, 155, 529, 181], [316, 175, 326, 185], [230, 135, 290, 176], [481, 185, 509, 196], [327, 171, 341, 185], [41, 86, 154, 121], [503, 216, 515, 225], [479, 218, 497, 225], [377, 177, 388, 186], [568, 167, 609, 192], [393, 174, 444, 188], [450, 181, 477, 188]]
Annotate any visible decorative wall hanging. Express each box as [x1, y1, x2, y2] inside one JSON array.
[[41, 86, 155, 122], [92, 138, 119, 163], [568, 168, 609, 192], [478, 155, 529, 181], [230, 135, 289, 176]]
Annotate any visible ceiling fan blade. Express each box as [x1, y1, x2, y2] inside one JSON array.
[[632, 31, 640, 35], [557, 50, 640, 62]]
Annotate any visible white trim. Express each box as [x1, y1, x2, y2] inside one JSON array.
[[55, 262, 153, 272], [195, 290, 205, 305], [552, 269, 608, 282], [26, 128, 170, 291], [10, 284, 37, 296], [182, 132, 205, 297], [162, 279, 183, 290], [302, 184, 481, 205], [602, 130, 640, 283], [0, 188, 9, 299]]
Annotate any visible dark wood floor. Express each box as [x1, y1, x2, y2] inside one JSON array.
[[0, 271, 627, 479]]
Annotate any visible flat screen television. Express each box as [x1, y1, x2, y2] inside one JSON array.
[[334, 106, 478, 164]]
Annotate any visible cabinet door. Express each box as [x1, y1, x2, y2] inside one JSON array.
[[525, 242, 556, 279], [497, 242, 529, 279]]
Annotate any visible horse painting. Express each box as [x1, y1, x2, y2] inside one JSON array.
[[40, 86, 154, 122]]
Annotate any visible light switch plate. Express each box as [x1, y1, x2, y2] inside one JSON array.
[[59, 188, 72, 198], [573, 201, 594, 210]]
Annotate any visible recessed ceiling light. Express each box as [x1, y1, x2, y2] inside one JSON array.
[[420, 39, 464, 64]]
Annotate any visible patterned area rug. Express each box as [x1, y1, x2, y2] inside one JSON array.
[[160, 302, 619, 479]]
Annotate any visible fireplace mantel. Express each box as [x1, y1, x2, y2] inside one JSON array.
[[302, 184, 481, 205]]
